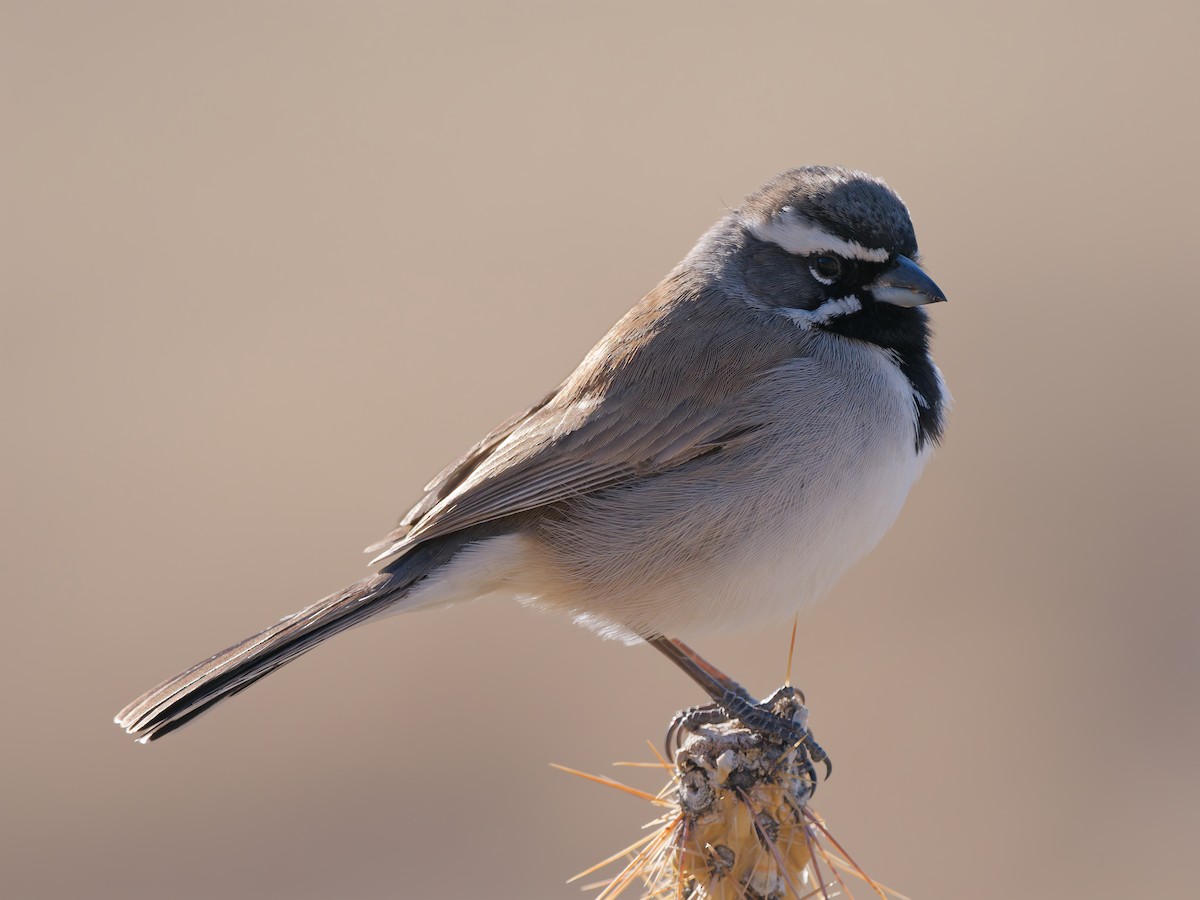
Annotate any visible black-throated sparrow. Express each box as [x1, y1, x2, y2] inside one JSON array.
[[116, 166, 948, 753]]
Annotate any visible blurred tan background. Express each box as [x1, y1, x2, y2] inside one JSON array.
[[4, 2, 1197, 898]]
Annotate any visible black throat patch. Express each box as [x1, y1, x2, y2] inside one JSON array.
[[820, 303, 945, 450]]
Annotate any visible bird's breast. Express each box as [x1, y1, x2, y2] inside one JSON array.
[[510, 337, 933, 640]]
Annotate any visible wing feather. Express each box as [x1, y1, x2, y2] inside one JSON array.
[[368, 274, 799, 563]]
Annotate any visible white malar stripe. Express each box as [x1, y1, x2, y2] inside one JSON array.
[[748, 207, 889, 262], [778, 294, 862, 329]]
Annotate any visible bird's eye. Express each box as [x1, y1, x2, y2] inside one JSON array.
[[810, 255, 844, 283]]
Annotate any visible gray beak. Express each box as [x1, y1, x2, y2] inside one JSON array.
[[869, 255, 947, 308]]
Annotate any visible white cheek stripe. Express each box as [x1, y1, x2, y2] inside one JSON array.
[[776, 294, 862, 329], [748, 210, 889, 263]]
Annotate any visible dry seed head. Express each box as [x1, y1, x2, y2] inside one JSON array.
[[564, 688, 905, 900], [669, 698, 816, 899]]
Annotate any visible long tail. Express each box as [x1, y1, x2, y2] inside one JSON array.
[[114, 536, 467, 742]]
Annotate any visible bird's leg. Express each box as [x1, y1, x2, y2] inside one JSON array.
[[649, 636, 831, 779], [648, 636, 756, 750], [648, 637, 755, 704]]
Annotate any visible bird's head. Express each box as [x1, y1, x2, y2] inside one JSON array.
[[729, 166, 946, 343]]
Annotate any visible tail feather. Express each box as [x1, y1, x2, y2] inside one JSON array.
[[115, 537, 465, 742]]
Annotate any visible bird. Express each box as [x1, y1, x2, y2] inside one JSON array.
[[115, 165, 948, 750]]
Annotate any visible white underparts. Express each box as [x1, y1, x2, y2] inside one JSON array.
[[382, 533, 532, 616], [748, 208, 889, 263]]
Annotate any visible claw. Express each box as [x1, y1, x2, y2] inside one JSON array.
[[663, 723, 679, 758], [797, 752, 817, 789], [800, 731, 832, 781], [664, 701, 730, 756]]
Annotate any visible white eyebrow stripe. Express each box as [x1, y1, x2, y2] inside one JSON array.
[[747, 210, 890, 262]]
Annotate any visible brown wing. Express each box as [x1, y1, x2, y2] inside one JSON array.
[[367, 272, 795, 563], [369, 386, 562, 548]]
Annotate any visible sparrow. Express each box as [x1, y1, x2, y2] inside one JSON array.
[[115, 166, 948, 752]]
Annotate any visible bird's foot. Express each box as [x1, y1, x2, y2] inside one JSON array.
[[666, 685, 832, 782]]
